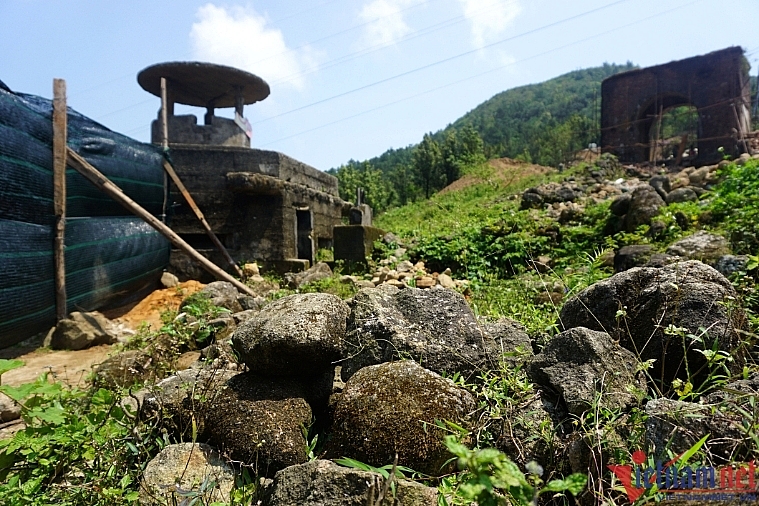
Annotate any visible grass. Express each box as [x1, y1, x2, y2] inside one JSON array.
[[1, 156, 758, 505]]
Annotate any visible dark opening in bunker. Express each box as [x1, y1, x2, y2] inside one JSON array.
[[648, 104, 700, 162], [296, 208, 314, 265]]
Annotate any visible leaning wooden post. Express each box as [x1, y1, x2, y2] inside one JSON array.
[[160, 77, 169, 222], [65, 147, 256, 297], [162, 160, 243, 277], [52, 79, 68, 321]]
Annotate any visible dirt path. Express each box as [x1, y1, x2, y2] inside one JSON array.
[[0, 281, 204, 388]]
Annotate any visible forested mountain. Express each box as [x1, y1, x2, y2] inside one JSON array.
[[333, 62, 759, 213], [330, 62, 637, 211]]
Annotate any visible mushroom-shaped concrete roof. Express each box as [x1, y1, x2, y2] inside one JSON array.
[[137, 61, 270, 108]]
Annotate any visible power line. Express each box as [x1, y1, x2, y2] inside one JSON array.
[[259, 0, 705, 150], [250, 0, 635, 126], [268, 0, 514, 87]]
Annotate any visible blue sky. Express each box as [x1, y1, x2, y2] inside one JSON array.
[[2, 0, 758, 170]]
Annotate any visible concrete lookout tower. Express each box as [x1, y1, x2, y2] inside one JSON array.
[[137, 62, 348, 278], [138, 61, 270, 147]]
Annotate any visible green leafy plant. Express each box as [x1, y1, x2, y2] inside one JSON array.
[[442, 435, 586, 506]]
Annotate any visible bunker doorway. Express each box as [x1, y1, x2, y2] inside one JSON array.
[[296, 207, 314, 266]]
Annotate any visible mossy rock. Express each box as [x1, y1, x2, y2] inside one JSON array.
[[326, 360, 475, 476]]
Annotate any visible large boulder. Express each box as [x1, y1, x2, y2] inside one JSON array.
[[183, 281, 243, 313], [140, 368, 237, 440], [263, 459, 438, 506], [205, 373, 324, 477], [285, 261, 333, 289], [326, 360, 475, 476], [666, 231, 731, 264], [559, 261, 746, 389], [665, 187, 698, 204], [342, 287, 501, 380], [527, 327, 645, 416], [50, 311, 118, 350], [232, 293, 350, 377], [139, 443, 235, 505], [624, 185, 665, 232], [648, 175, 671, 201]]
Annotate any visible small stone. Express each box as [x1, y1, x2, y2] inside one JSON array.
[[415, 277, 435, 288], [396, 260, 414, 273], [437, 273, 456, 289], [248, 274, 266, 284], [413, 261, 426, 272], [242, 262, 260, 277], [161, 272, 179, 288], [140, 443, 235, 505]]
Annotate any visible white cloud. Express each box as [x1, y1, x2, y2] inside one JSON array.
[[457, 0, 522, 49], [190, 4, 316, 90], [358, 0, 415, 48]]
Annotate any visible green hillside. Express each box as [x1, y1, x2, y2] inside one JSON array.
[[331, 62, 637, 211]]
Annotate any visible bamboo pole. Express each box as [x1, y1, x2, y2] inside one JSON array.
[[65, 147, 256, 297], [162, 160, 243, 277], [52, 79, 67, 321]]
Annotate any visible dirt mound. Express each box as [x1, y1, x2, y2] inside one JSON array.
[[438, 158, 554, 195], [106, 281, 205, 332]]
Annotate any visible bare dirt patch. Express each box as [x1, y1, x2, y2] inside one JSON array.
[[1, 281, 205, 388], [103, 280, 205, 332]]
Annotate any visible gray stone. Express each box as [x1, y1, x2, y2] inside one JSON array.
[[645, 399, 746, 462], [233, 293, 350, 376], [205, 373, 315, 477], [50, 311, 117, 350], [237, 294, 266, 311], [649, 174, 671, 200], [559, 261, 747, 389], [139, 443, 235, 505], [527, 327, 645, 415], [614, 245, 653, 273], [285, 261, 333, 289], [93, 350, 153, 389], [396, 260, 414, 273], [521, 182, 583, 209], [624, 185, 665, 232], [264, 459, 438, 506], [0, 392, 21, 423], [665, 187, 698, 204], [184, 281, 243, 313], [342, 287, 501, 380], [609, 193, 632, 216], [140, 368, 237, 440], [160, 271, 179, 288], [326, 361, 475, 476], [714, 254, 749, 277], [480, 319, 533, 363], [666, 231, 730, 264]]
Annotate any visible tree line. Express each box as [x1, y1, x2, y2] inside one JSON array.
[[330, 124, 485, 213]]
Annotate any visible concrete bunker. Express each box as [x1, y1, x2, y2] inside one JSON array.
[[601, 47, 751, 165], [137, 61, 349, 278]]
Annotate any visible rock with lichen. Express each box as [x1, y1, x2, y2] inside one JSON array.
[[326, 360, 475, 476]]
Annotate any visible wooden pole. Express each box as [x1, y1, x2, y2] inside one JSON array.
[[160, 78, 169, 222], [162, 160, 243, 277], [52, 79, 68, 321], [65, 147, 256, 297], [733, 102, 751, 155]]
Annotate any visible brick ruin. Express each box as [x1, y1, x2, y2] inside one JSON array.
[[601, 46, 752, 166]]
